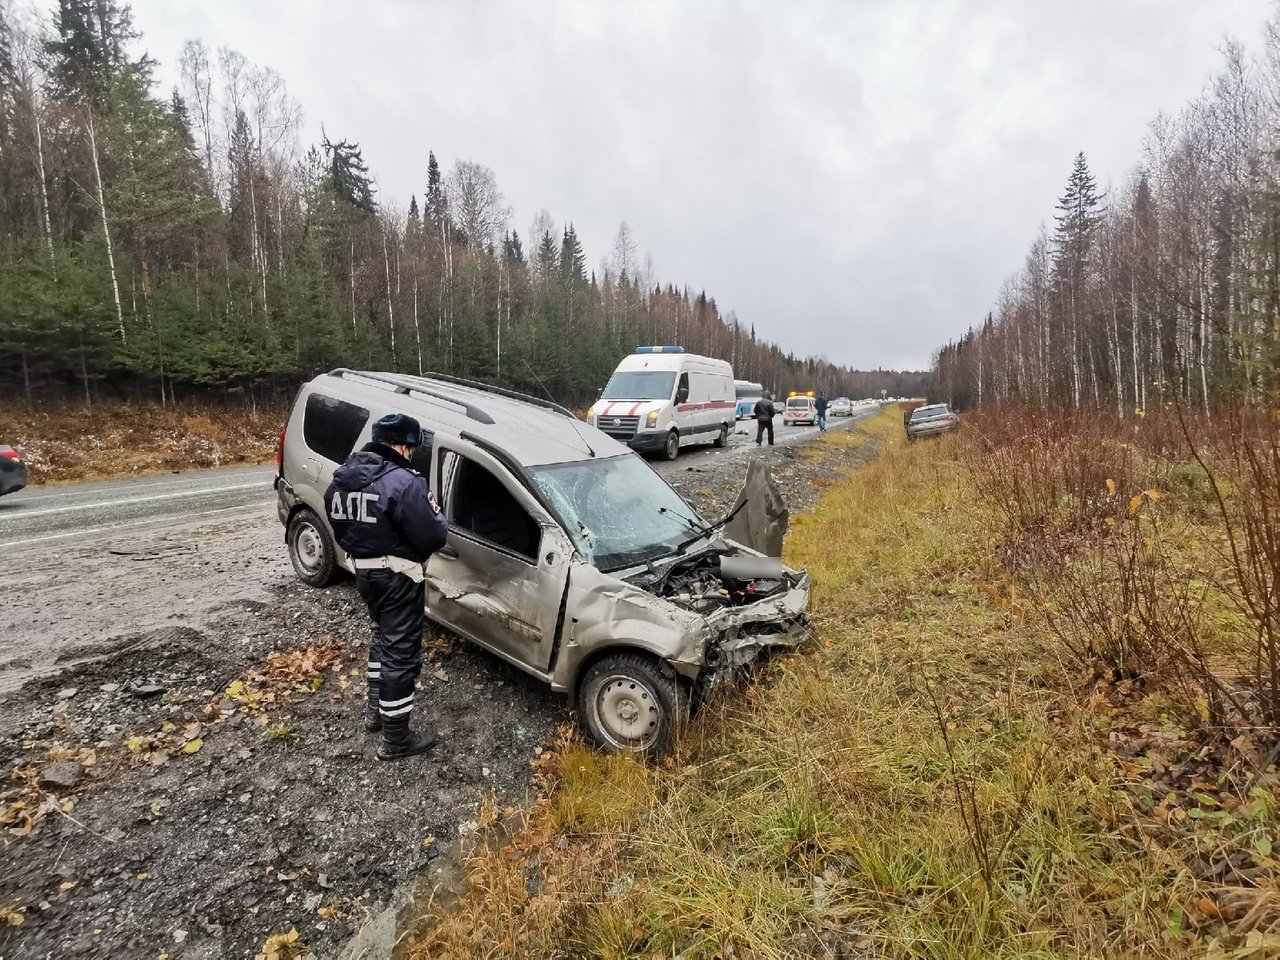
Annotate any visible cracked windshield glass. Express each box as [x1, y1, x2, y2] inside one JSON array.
[[530, 456, 702, 570]]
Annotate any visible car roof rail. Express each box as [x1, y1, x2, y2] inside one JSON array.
[[326, 368, 496, 425], [422, 371, 574, 419]]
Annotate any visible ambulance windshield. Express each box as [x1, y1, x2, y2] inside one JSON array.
[[600, 371, 676, 401]]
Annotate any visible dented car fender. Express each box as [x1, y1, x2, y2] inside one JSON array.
[[550, 561, 711, 693]]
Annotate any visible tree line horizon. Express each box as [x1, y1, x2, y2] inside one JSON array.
[[0, 0, 927, 411], [928, 16, 1280, 415]]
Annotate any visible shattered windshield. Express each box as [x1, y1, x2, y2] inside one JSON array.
[[529, 455, 703, 571], [600, 371, 676, 400]]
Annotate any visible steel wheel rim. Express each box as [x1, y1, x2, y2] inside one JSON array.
[[666, 434, 678, 458], [594, 674, 661, 750], [294, 522, 324, 574]]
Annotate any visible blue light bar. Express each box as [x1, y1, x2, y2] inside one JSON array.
[[634, 345, 685, 354]]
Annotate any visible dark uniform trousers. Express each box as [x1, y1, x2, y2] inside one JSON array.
[[356, 569, 425, 724], [755, 418, 774, 445]]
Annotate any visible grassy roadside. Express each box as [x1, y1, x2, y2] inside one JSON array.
[[0, 402, 283, 485], [406, 407, 1280, 959]]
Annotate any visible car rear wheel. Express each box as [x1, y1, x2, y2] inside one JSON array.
[[714, 423, 728, 448], [577, 653, 686, 756], [662, 430, 680, 461], [288, 507, 339, 587]]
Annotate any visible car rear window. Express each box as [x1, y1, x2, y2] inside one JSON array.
[[303, 393, 370, 463], [910, 406, 948, 421]]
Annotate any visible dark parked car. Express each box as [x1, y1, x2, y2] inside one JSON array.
[[905, 404, 959, 441], [0, 445, 28, 496]]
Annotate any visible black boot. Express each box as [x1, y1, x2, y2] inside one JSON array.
[[364, 688, 381, 733], [377, 715, 437, 761]]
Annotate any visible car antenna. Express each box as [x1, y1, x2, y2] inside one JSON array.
[[522, 358, 595, 458]]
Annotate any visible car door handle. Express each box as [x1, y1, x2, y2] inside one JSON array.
[[437, 545, 459, 560]]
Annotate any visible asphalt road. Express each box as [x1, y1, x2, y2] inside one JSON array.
[[0, 407, 876, 553], [0, 464, 277, 552]]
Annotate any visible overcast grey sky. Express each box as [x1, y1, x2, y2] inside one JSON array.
[[130, 0, 1274, 370]]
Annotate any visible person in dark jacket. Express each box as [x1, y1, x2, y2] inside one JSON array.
[[325, 413, 448, 760], [753, 392, 776, 446], [815, 391, 828, 432]]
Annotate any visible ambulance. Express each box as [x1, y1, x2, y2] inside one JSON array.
[[588, 347, 735, 460]]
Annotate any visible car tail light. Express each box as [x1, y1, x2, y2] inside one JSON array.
[[275, 429, 285, 475]]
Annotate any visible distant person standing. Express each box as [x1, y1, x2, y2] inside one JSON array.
[[815, 391, 828, 432], [325, 413, 448, 761], [753, 392, 776, 446]]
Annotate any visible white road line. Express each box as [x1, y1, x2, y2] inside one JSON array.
[[10, 469, 274, 503], [2, 504, 262, 549], [3, 479, 269, 520]]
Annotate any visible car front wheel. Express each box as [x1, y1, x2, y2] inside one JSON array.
[[577, 653, 686, 757], [662, 430, 680, 461], [287, 507, 339, 587]]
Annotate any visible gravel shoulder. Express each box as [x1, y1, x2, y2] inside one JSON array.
[[0, 417, 883, 959]]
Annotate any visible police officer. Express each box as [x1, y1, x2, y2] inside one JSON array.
[[325, 413, 448, 761], [753, 391, 776, 446]]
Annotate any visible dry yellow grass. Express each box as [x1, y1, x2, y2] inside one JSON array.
[[0, 401, 284, 484], [406, 409, 1280, 960]]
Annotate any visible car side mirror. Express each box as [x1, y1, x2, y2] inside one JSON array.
[[675, 388, 689, 404]]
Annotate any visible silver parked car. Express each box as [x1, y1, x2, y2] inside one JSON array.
[[905, 403, 960, 441], [275, 369, 812, 755]]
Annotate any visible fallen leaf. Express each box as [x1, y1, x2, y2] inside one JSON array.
[[181, 738, 204, 755], [58, 881, 76, 891], [433, 669, 449, 682]]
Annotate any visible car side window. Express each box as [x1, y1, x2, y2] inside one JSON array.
[[675, 372, 689, 402], [303, 394, 369, 463], [438, 452, 541, 563]]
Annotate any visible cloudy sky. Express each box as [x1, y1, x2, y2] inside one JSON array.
[[130, 0, 1273, 370]]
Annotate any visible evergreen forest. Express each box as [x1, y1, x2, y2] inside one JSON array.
[[0, 0, 922, 410]]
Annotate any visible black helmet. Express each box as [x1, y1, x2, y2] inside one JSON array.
[[762, 391, 772, 400], [371, 413, 422, 447]]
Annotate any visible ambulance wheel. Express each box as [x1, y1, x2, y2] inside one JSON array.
[[288, 508, 339, 587], [714, 423, 729, 448], [662, 430, 680, 461]]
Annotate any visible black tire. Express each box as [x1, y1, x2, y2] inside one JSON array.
[[577, 652, 686, 756], [287, 507, 339, 587], [662, 430, 680, 461], [713, 423, 729, 448]]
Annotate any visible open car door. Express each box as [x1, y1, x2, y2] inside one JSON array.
[[425, 433, 575, 678]]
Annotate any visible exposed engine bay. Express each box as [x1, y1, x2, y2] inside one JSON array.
[[623, 540, 812, 695], [625, 540, 799, 613]]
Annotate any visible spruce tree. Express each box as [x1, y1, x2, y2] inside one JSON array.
[[322, 136, 376, 213], [425, 150, 445, 224], [44, 0, 152, 103], [559, 224, 585, 284]]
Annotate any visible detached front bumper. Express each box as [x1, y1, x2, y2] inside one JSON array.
[[700, 572, 812, 692]]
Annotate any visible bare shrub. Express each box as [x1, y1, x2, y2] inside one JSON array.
[[1177, 404, 1280, 729]]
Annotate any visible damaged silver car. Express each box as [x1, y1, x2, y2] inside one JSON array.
[[275, 369, 812, 754]]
